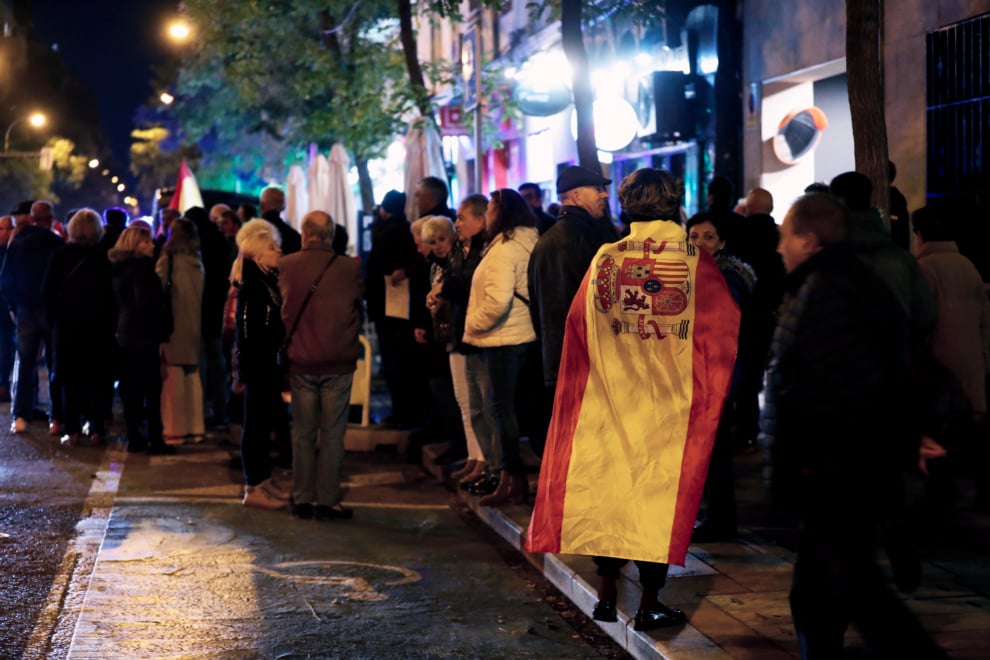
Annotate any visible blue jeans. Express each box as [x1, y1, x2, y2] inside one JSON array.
[[290, 372, 353, 507], [484, 342, 533, 474], [12, 305, 53, 420], [0, 300, 14, 388], [459, 351, 498, 471]]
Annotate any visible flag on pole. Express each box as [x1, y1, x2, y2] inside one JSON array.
[[525, 220, 740, 566], [167, 159, 204, 213]]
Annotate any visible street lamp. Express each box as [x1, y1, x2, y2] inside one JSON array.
[[88, 158, 100, 168], [167, 20, 191, 42], [4, 112, 47, 152], [160, 92, 174, 105]]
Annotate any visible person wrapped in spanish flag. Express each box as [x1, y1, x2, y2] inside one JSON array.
[[526, 168, 741, 630]]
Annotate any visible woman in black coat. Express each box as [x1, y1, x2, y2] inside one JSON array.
[[108, 224, 174, 454], [43, 209, 116, 446], [233, 219, 290, 510]]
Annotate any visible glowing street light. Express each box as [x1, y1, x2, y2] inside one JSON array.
[[160, 92, 175, 105], [88, 158, 100, 168], [168, 20, 191, 42], [117, 183, 126, 192], [4, 112, 47, 152], [111, 175, 119, 183]]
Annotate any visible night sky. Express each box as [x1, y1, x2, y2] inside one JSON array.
[[31, 0, 179, 173]]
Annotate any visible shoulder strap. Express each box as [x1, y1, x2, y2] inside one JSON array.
[[284, 253, 337, 346]]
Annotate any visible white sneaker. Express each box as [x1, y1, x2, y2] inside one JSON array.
[[243, 485, 286, 510], [258, 478, 291, 502], [11, 417, 28, 433]]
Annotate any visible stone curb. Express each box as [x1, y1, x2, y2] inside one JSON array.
[[421, 443, 730, 660]]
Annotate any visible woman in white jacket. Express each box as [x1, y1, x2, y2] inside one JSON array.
[[463, 189, 539, 506]]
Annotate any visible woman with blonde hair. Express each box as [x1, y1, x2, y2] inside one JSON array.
[[234, 219, 291, 509], [43, 209, 116, 445], [156, 217, 205, 443], [109, 224, 174, 454]]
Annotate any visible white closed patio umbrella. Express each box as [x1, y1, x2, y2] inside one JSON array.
[[327, 143, 357, 254], [307, 152, 332, 219], [403, 116, 446, 222], [285, 164, 308, 231]]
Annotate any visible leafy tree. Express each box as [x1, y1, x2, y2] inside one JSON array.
[[170, 0, 412, 212]]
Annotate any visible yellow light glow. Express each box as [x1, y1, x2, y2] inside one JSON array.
[[168, 21, 191, 41], [88, 158, 99, 168], [29, 113, 46, 127], [117, 183, 126, 192], [111, 176, 119, 183]]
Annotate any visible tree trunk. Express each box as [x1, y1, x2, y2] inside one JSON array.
[[846, 0, 889, 223], [355, 155, 375, 213], [561, 0, 600, 172], [397, 0, 433, 119], [714, 0, 742, 191]]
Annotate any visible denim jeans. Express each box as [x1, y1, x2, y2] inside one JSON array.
[[0, 301, 14, 388], [290, 372, 353, 507], [451, 351, 497, 468], [484, 342, 533, 474], [12, 305, 53, 420]]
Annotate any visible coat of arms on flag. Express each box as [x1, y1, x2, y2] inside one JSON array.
[[593, 238, 697, 339]]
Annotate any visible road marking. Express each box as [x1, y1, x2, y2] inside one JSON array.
[[250, 560, 422, 600], [113, 496, 451, 510], [23, 448, 127, 660]]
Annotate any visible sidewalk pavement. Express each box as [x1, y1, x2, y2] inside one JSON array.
[[421, 442, 990, 660]]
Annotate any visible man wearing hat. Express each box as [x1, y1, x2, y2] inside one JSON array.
[[526, 166, 619, 453]]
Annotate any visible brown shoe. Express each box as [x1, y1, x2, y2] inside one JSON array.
[[243, 485, 286, 510]]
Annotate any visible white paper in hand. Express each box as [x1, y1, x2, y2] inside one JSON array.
[[384, 275, 410, 320]]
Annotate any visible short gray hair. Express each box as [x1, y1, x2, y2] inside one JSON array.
[[67, 208, 104, 245], [301, 210, 334, 244]]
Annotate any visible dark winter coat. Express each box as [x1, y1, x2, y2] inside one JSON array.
[[0, 225, 65, 310], [189, 212, 233, 340], [364, 214, 416, 322], [440, 231, 487, 354], [235, 259, 285, 384], [262, 210, 302, 256], [109, 249, 166, 348], [43, 243, 116, 384], [528, 205, 619, 386], [759, 243, 914, 515]]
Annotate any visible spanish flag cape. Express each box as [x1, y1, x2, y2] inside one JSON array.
[[525, 219, 740, 566]]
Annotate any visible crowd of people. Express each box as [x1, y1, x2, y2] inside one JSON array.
[[2, 161, 987, 658]]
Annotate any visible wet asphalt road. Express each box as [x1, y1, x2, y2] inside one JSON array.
[[1, 419, 624, 659]]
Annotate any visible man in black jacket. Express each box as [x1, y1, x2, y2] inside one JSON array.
[[527, 166, 618, 454], [260, 186, 301, 255], [762, 193, 945, 659]]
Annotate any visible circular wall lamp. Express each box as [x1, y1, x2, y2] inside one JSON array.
[[772, 107, 828, 164]]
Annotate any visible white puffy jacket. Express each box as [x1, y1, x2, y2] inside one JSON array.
[[463, 226, 538, 348]]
